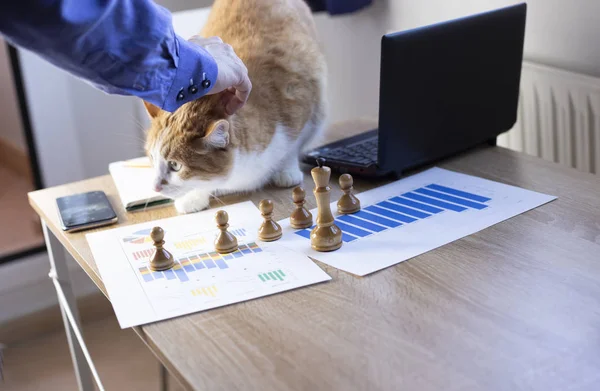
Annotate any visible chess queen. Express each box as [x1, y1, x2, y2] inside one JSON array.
[[310, 159, 342, 251]]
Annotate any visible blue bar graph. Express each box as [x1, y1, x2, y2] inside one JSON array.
[[338, 214, 386, 232], [230, 228, 247, 237], [295, 229, 311, 239], [378, 200, 430, 219], [215, 259, 229, 269], [342, 233, 358, 242], [174, 267, 189, 282], [294, 225, 359, 242], [367, 205, 417, 223], [353, 210, 401, 228], [425, 184, 491, 203], [179, 260, 195, 273], [390, 196, 443, 214], [402, 192, 467, 212], [183, 264, 195, 272], [334, 220, 371, 237], [138, 242, 264, 283], [204, 259, 217, 269], [290, 182, 492, 249], [193, 262, 205, 270], [414, 188, 488, 210]]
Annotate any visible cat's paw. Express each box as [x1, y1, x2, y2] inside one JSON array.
[[271, 168, 303, 188], [174, 193, 210, 214]]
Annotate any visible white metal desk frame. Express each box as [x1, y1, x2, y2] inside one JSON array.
[[42, 222, 170, 391]]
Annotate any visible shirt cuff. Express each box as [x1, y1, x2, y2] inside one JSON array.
[[162, 36, 218, 112]]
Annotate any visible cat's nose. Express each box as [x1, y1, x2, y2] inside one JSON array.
[[154, 184, 163, 192]]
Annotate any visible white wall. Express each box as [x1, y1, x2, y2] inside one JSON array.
[[383, 0, 600, 78], [522, 0, 600, 78], [67, 79, 147, 179], [19, 49, 86, 186], [18, 48, 146, 187], [313, 2, 389, 125], [0, 39, 26, 151]]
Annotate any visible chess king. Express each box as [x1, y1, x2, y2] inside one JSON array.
[[310, 159, 342, 251]]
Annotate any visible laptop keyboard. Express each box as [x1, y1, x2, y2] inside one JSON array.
[[317, 136, 378, 165]]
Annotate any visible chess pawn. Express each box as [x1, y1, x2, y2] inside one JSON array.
[[214, 210, 238, 254], [337, 173, 361, 214], [149, 227, 175, 271], [310, 160, 342, 252], [258, 199, 283, 241], [290, 186, 313, 229]]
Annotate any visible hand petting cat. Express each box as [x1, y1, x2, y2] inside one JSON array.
[[189, 35, 252, 115], [144, 0, 326, 215]]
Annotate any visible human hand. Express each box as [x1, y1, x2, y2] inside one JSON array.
[[189, 35, 252, 115]]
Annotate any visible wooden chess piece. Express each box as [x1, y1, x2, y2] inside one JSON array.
[[258, 199, 282, 241], [149, 227, 175, 271], [310, 158, 342, 251], [214, 210, 238, 254], [337, 173, 361, 214], [290, 186, 313, 229]]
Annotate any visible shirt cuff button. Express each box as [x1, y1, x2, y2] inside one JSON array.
[[202, 79, 211, 89], [176, 89, 185, 101], [188, 85, 198, 94]]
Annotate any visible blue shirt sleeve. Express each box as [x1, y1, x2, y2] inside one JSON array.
[[0, 0, 218, 112]]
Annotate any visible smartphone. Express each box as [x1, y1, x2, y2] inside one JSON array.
[[56, 191, 118, 232]]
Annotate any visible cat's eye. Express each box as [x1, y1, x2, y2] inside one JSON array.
[[168, 161, 182, 172]]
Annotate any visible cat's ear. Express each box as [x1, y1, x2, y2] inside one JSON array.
[[202, 119, 230, 149], [143, 101, 161, 119]]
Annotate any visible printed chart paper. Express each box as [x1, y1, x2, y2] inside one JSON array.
[[86, 201, 331, 328], [277, 167, 557, 276]]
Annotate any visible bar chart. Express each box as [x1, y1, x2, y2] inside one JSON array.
[[90, 199, 333, 328], [230, 228, 247, 237], [129, 228, 247, 256], [277, 166, 556, 277], [174, 237, 207, 250], [133, 248, 154, 260], [136, 242, 264, 283], [191, 285, 218, 298], [258, 269, 287, 282], [122, 228, 153, 244], [294, 183, 491, 243]]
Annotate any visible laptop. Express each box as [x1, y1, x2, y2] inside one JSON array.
[[301, 3, 527, 177]]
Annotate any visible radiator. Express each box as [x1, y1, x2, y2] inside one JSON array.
[[498, 61, 600, 174]]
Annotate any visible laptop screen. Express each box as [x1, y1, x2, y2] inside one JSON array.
[[377, 3, 526, 173]]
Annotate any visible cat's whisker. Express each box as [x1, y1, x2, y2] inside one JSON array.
[[167, 187, 187, 201], [113, 131, 146, 143], [210, 193, 227, 207], [111, 133, 147, 149], [140, 196, 152, 213], [128, 114, 148, 132]]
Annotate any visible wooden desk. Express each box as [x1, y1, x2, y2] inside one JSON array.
[[29, 119, 600, 391]]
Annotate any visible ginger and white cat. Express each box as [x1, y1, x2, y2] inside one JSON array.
[[143, 0, 327, 214]]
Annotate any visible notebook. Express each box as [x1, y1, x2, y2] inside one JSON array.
[[108, 157, 173, 212]]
